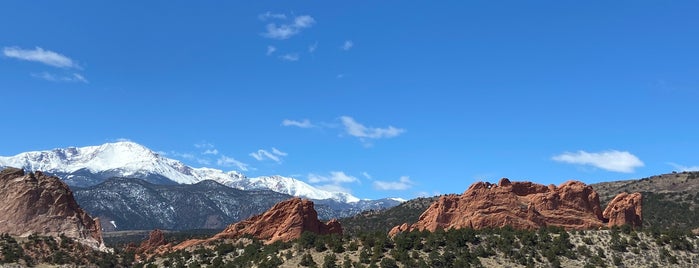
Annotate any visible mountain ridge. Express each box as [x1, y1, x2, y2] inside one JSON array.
[[72, 176, 400, 231], [0, 141, 363, 203]]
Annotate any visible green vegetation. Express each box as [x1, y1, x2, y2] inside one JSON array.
[[124, 225, 699, 267], [4, 224, 699, 267], [0, 233, 124, 267], [340, 197, 438, 235]]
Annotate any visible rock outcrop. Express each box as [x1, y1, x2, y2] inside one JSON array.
[[0, 168, 107, 250], [603, 192, 642, 227], [390, 178, 642, 236], [135, 229, 167, 255], [213, 198, 342, 243], [172, 198, 342, 250]]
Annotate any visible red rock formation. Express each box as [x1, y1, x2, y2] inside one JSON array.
[[0, 168, 107, 250], [603, 192, 642, 228], [213, 198, 342, 243], [390, 178, 642, 236], [135, 229, 167, 255], [172, 198, 342, 250]]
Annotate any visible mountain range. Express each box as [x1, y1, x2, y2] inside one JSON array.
[[0, 141, 402, 231], [72, 177, 400, 231], [0, 141, 362, 203]]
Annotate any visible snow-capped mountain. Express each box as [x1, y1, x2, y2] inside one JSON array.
[[0, 141, 361, 203], [247, 175, 360, 203]]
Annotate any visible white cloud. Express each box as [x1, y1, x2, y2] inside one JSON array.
[[202, 149, 219, 155], [341, 40, 353, 51], [171, 152, 196, 160], [72, 73, 88, 83], [340, 116, 405, 139], [315, 184, 353, 194], [309, 42, 318, 53], [279, 53, 299, 61], [416, 191, 441, 198], [31, 72, 88, 83], [261, 15, 315, 40], [272, 147, 287, 156], [217, 155, 249, 171], [266, 45, 276, 56], [668, 163, 699, 172], [258, 12, 287, 21], [194, 142, 214, 149], [374, 176, 414, 190], [361, 172, 372, 179], [307, 171, 360, 194], [249, 147, 287, 163], [552, 150, 644, 173], [3, 46, 80, 69], [308, 171, 359, 184], [282, 119, 314, 128]]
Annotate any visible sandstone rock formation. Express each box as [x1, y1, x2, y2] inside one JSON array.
[[135, 229, 167, 255], [173, 198, 342, 250], [603, 192, 642, 227], [213, 198, 342, 243], [0, 168, 107, 250], [390, 178, 642, 236]]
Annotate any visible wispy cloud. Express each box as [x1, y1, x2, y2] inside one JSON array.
[[416, 191, 441, 198], [258, 11, 287, 21], [361, 172, 372, 179], [272, 148, 287, 156], [309, 42, 318, 53], [3, 46, 80, 69], [374, 176, 414, 190], [308, 171, 359, 193], [202, 149, 219, 155], [261, 15, 315, 40], [668, 163, 699, 172], [282, 119, 315, 128], [308, 171, 359, 184], [31, 72, 88, 83], [340, 116, 405, 139], [217, 155, 249, 171], [194, 142, 215, 149], [266, 45, 276, 56], [170, 151, 196, 161], [279, 53, 299, 61], [552, 150, 644, 173], [341, 40, 353, 51], [250, 147, 287, 163]]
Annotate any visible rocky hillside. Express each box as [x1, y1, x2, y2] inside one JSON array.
[[390, 179, 642, 236], [593, 171, 699, 230], [340, 196, 438, 235], [0, 168, 107, 251], [133, 226, 699, 268]]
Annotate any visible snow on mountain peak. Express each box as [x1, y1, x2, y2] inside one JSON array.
[[0, 141, 240, 185], [248, 175, 360, 203], [0, 141, 361, 203]]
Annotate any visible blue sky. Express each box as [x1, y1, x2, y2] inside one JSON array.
[[1, 1, 698, 200]]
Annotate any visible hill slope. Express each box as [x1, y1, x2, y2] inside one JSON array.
[[340, 196, 438, 235], [592, 171, 699, 230]]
